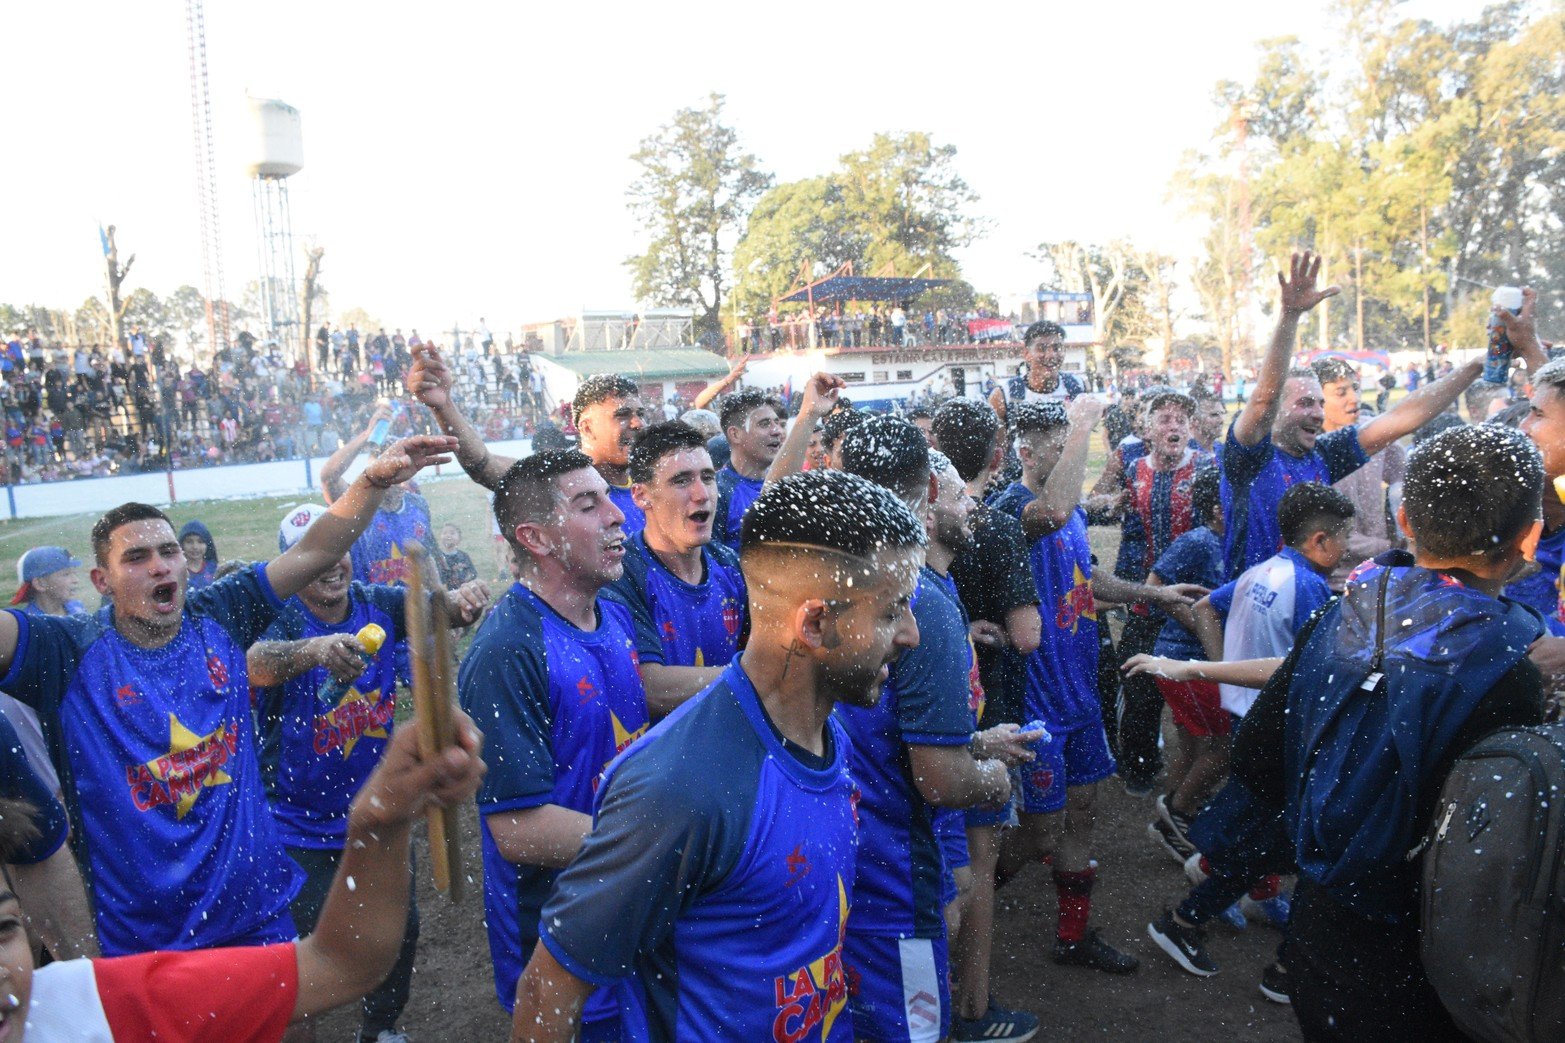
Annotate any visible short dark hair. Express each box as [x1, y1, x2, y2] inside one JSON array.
[[572, 375, 639, 426], [840, 416, 931, 503], [1490, 401, 1531, 430], [1285, 366, 1320, 384], [628, 421, 709, 484], [1277, 482, 1355, 546], [1404, 423, 1543, 560], [1141, 389, 1196, 419], [1310, 357, 1358, 386], [92, 502, 173, 565], [532, 420, 573, 451], [1010, 401, 1069, 439], [1191, 465, 1221, 525], [906, 404, 934, 422], [740, 470, 926, 558], [493, 449, 595, 552], [822, 408, 866, 451], [1023, 321, 1065, 345], [932, 398, 999, 482], [1102, 404, 1133, 446], [719, 388, 781, 435], [1414, 412, 1467, 446]]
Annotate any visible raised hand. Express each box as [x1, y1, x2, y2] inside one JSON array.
[[1121, 653, 1198, 682], [450, 579, 492, 626], [349, 709, 485, 831], [362, 400, 393, 439], [799, 371, 846, 420], [1495, 287, 1540, 352], [1277, 251, 1341, 315], [1066, 393, 1106, 430], [1154, 582, 1210, 608], [406, 344, 454, 409], [364, 434, 459, 487]]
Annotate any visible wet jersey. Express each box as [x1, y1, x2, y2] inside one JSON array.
[[0, 710, 68, 865], [1504, 525, 1565, 636], [541, 661, 858, 1043], [713, 467, 765, 552], [609, 531, 747, 668], [1114, 448, 1209, 584], [834, 569, 975, 939], [0, 565, 301, 956], [607, 482, 647, 537], [990, 486, 1100, 731], [349, 492, 433, 586], [1209, 547, 1332, 717], [458, 583, 649, 1010], [255, 582, 407, 849]]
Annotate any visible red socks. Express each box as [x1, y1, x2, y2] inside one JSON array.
[[1053, 866, 1095, 944], [1249, 874, 1281, 902]]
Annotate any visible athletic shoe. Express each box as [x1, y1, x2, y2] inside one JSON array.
[[1147, 910, 1218, 977], [1053, 929, 1140, 974], [950, 999, 1040, 1042], [1259, 962, 1292, 1004], [1183, 851, 1208, 887], [1240, 893, 1292, 929], [1156, 794, 1198, 848], [1217, 903, 1248, 929], [1122, 773, 1155, 798], [1148, 818, 1197, 864]]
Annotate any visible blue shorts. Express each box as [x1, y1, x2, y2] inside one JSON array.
[[845, 932, 950, 1043], [1017, 721, 1118, 815], [934, 808, 969, 905]]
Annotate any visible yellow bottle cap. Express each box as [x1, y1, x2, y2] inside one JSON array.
[[1554, 475, 1565, 503], [357, 623, 387, 655]]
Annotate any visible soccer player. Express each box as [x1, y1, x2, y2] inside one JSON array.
[[991, 399, 1200, 975], [608, 422, 744, 712], [987, 321, 1085, 427], [249, 505, 489, 1043], [1222, 251, 1480, 577], [321, 406, 437, 587], [406, 345, 649, 534], [1310, 356, 1405, 591], [457, 450, 649, 1035], [5, 706, 485, 1041], [711, 388, 787, 551], [838, 417, 1037, 1043], [512, 470, 927, 1043], [0, 434, 456, 958]]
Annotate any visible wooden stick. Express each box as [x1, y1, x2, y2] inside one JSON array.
[[427, 587, 463, 902], [405, 545, 462, 900]]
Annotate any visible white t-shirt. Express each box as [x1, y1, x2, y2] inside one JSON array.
[[1213, 550, 1331, 716]]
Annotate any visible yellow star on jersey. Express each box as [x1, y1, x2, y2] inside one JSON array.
[[610, 710, 648, 757], [144, 712, 234, 820], [331, 686, 389, 759]]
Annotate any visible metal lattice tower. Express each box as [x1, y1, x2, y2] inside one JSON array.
[[186, 0, 230, 359]]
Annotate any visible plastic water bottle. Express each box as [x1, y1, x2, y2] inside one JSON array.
[[1484, 286, 1525, 385], [317, 623, 386, 706], [1022, 719, 1053, 752]]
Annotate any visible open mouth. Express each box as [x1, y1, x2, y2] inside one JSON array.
[[152, 582, 179, 611], [0, 993, 16, 1038], [602, 535, 626, 558], [688, 509, 712, 525]]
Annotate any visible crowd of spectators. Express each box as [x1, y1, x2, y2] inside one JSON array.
[[733, 305, 1015, 353]]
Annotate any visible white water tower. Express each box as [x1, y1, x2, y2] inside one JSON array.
[[248, 97, 304, 358]]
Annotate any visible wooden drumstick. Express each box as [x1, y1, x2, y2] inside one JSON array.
[[405, 545, 462, 900]]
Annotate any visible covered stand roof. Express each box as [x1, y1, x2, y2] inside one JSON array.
[[778, 274, 952, 304]]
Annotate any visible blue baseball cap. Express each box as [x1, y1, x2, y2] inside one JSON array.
[[12, 546, 81, 605]]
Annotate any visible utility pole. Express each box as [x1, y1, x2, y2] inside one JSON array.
[[187, 0, 230, 365]]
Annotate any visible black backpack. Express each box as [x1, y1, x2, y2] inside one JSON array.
[[1421, 724, 1565, 1043]]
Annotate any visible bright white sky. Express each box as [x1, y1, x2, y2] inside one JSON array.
[[4, 0, 1485, 339]]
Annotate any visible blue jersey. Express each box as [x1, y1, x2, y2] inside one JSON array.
[[0, 711, 68, 865], [1151, 527, 1226, 660], [255, 582, 407, 849], [1219, 423, 1367, 577], [0, 565, 301, 956], [458, 584, 650, 1011], [1505, 525, 1565, 636], [713, 467, 765, 552], [834, 570, 975, 939], [349, 492, 433, 586], [541, 660, 858, 1043], [991, 486, 1100, 731], [607, 482, 646, 537], [609, 532, 747, 669]]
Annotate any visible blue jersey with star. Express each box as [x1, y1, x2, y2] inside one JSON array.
[[541, 660, 858, 1042], [0, 565, 302, 956], [833, 569, 975, 939], [349, 492, 433, 586], [458, 583, 650, 1011], [609, 531, 747, 669], [607, 482, 646, 537], [990, 486, 1100, 731], [255, 582, 407, 849], [713, 467, 765, 552]]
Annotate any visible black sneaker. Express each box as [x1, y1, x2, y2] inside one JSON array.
[[950, 999, 1040, 1042], [1148, 910, 1218, 977], [1157, 794, 1197, 846], [1259, 962, 1291, 1004], [1122, 772, 1156, 798], [1053, 929, 1139, 974], [1148, 818, 1197, 864]]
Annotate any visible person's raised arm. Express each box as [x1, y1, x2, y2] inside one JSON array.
[[1358, 358, 1481, 456], [265, 435, 457, 601], [1232, 252, 1340, 448], [320, 401, 390, 503], [690, 355, 747, 412], [1019, 396, 1104, 541], [766, 371, 843, 483], [292, 711, 484, 1021], [406, 343, 515, 490], [1498, 287, 1547, 375]]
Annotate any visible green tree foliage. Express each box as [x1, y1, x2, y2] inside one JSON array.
[[625, 93, 772, 342]]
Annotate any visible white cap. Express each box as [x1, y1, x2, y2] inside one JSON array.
[[278, 504, 330, 551]]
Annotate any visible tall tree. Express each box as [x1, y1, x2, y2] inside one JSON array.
[[626, 93, 771, 344]]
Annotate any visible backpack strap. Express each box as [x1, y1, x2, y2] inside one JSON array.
[[1298, 567, 1394, 788]]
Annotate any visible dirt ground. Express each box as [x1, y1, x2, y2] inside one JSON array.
[[316, 777, 1301, 1042]]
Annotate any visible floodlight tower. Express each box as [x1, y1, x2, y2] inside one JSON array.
[[186, 0, 230, 361], [248, 97, 304, 360]]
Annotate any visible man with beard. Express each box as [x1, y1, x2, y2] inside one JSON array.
[[838, 417, 1038, 1043], [458, 450, 648, 1040], [513, 470, 927, 1043], [988, 321, 1085, 428], [0, 434, 456, 958], [1221, 252, 1479, 577], [711, 388, 787, 552]]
